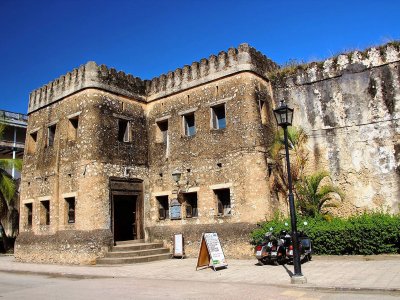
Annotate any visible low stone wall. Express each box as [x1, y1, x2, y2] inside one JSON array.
[[147, 222, 257, 259], [14, 229, 113, 265]]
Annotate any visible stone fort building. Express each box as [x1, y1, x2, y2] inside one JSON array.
[[15, 42, 400, 264]]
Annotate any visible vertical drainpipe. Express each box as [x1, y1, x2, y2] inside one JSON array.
[[12, 126, 16, 178]]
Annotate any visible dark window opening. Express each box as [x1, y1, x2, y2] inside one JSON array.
[[40, 200, 50, 225], [215, 188, 231, 216], [1, 126, 14, 142], [65, 197, 75, 224], [25, 203, 32, 228], [156, 120, 168, 144], [118, 119, 131, 142], [16, 127, 25, 143], [68, 116, 79, 141], [268, 163, 273, 177], [28, 131, 38, 154], [211, 104, 226, 129], [157, 196, 169, 220], [183, 113, 196, 137], [183, 192, 198, 218], [259, 100, 268, 125], [47, 124, 56, 147]]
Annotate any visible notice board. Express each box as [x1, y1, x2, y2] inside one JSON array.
[[173, 233, 184, 258], [196, 232, 227, 271]]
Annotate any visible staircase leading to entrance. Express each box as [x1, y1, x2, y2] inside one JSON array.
[[96, 240, 171, 265]]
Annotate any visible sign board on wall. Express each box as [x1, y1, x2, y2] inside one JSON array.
[[196, 232, 227, 271], [170, 199, 181, 220]]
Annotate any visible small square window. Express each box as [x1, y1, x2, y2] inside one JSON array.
[[183, 113, 196, 137], [183, 192, 198, 218], [118, 119, 131, 142], [156, 120, 168, 144], [28, 131, 38, 154], [65, 197, 75, 224], [68, 116, 79, 141], [211, 104, 226, 129], [40, 200, 50, 225], [258, 100, 268, 125], [47, 124, 57, 147], [214, 188, 231, 216], [156, 196, 169, 220], [25, 203, 33, 228]]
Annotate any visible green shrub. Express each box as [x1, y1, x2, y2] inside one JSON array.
[[250, 213, 400, 255]]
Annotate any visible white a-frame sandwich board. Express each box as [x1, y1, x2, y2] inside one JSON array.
[[196, 232, 228, 271]]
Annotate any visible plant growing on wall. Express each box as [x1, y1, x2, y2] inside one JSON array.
[[295, 171, 343, 217], [0, 123, 22, 252], [269, 126, 309, 202]]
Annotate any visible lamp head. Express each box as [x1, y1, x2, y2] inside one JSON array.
[[172, 170, 182, 183], [273, 100, 294, 127]]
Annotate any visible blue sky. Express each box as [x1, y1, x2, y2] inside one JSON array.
[[1, 0, 399, 114]]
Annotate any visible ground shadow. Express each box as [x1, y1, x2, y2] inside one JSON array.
[[282, 264, 293, 278]]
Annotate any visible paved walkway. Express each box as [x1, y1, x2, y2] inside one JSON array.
[[0, 255, 399, 292]]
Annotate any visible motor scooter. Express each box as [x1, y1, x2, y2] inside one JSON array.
[[285, 221, 312, 263], [255, 228, 286, 265], [255, 230, 273, 265]]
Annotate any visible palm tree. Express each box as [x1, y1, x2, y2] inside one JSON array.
[[0, 123, 22, 252], [269, 126, 309, 201], [295, 171, 343, 217]]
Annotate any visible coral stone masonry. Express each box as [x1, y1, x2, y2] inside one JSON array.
[[16, 42, 400, 264]]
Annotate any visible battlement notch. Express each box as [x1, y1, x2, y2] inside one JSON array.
[[270, 41, 400, 87], [28, 62, 146, 114], [145, 43, 278, 101]]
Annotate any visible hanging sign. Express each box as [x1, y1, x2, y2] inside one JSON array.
[[173, 233, 184, 258], [196, 232, 227, 271]]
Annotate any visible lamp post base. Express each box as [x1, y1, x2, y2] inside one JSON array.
[[291, 274, 307, 284]]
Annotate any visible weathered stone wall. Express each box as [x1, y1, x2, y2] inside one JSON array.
[[19, 42, 400, 264], [147, 223, 257, 258], [272, 43, 400, 215], [19, 43, 279, 264], [17, 89, 149, 263], [143, 72, 278, 255], [15, 230, 112, 264]]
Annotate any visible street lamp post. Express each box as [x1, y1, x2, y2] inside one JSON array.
[[273, 100, 307, 284]]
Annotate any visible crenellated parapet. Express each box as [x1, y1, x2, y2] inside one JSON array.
[[28, 62, 146, 113], [145, 43, 278, 101], [28, 44, 278, 113], [271, 41, 400, 87]]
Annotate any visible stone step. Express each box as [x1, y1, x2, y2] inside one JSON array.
[[105, 247, 170, 258], [96, 253, 171, 265], [111, 242, 164, 252], [116, 239, 145, 245]]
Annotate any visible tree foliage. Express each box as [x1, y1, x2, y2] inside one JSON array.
[[0, 123, 22, 252], [269, 126, 308, 200], [296, 171, 344, 217]]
